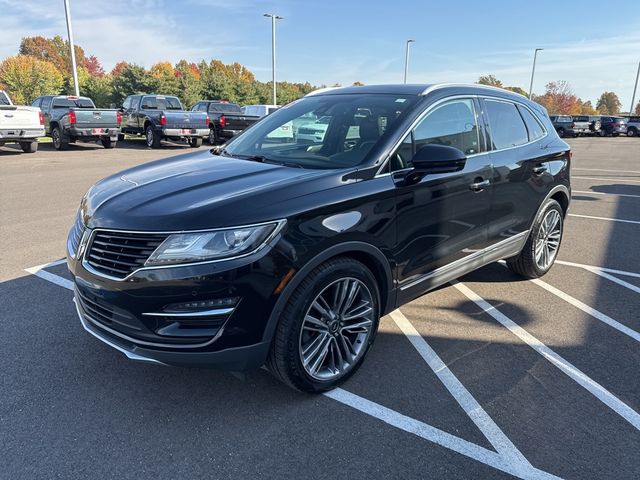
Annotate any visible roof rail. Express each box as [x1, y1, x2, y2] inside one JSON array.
[[420, 83, 524, 97]]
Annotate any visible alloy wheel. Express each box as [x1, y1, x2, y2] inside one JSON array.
[[146, 128, 154, 147], [534, 209, 562, 271], [299, 277, 375, 381]]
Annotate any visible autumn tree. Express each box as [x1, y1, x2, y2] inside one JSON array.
[[111, 61, 129, 77], [111, 64, 156, 105], [84, 55, 105, 77], [580, 100, 597, 115], [596, 91, 622, 115], [534, 81, 581, 114], [478, 75, 503, 88], [19, 35, 85, 78], [0, 55, 63, 104], [150, 61, 179, 96], [174, 60, 202, 108], [505, 86, 528, 97], [635, 101, 640, 115]]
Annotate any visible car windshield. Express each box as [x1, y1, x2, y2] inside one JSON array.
[[52, 97, 95, 108], [222, 93, 419, 169], [0, 92, 10, 106]]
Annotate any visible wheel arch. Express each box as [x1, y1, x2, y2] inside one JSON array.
[[262, 241, 395, 345], [532, 185, 570, 227]]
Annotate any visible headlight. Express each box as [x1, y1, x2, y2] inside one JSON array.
[[145, 221, 284, 266]]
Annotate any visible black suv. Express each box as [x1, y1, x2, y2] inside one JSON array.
[[67, 84, 571, 392]]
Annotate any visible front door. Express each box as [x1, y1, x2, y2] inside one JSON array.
[[392, 97, 493, 304]]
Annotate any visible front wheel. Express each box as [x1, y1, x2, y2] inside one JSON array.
[[20, 141, 38, 153], [506, 199, 564, 279], [267, 257, 380, 392], [189, 137, 203, 148], [628, 128, 638, 137]]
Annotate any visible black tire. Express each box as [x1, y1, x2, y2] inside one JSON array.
[[208, 126, 218, 145], [20, 141, 38, 153], [267, 257, 380, 393], [628, 128, 638, 137], [51, 127, 67, 150], [506, 199, 564, 279], [101, 137, 116, 149], [557, 128, 565, 138], [189, 137, 203, 148], [117, 133, 125, 142], [145, 125, 161, 149]]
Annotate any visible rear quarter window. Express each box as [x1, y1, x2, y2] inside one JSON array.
[[485, 99, 529, 149]]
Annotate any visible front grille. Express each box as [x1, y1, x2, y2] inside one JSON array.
[[68, 212, 84, 257], [76, 287, 141, 331], [86, 230, 167, 279]]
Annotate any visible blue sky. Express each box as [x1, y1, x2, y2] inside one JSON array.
[[1, 0, 639, 106]]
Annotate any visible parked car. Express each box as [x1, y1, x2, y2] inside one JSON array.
[[549, 115, 590, 137], [625, 116, 640, 137], [242, 104, 293, 142], [572, 115, 601, 135], [32, 95, 121, 150], [191, 100, 258, 144], [120, 94, 208, 148], [296, 115, 331, 143], [599, 116, 628, 136], [0, 90, 44, 153], [67, 83, 571, 393]]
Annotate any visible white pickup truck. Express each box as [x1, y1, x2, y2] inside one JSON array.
[[0, 90, 45, 153]]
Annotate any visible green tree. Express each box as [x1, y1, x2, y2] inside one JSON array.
[[199, 60, 236, 102], [596, 91, 622, 115], [505, 86, 528, 97], [0, 55, 63, 104], [478, 75, 503, 87], [174, 60, 202, 108], [111, 64, 157, 106], [83, 74, 114, 107]]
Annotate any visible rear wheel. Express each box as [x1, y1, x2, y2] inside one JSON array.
[[51, 127, 67, 150], [189, 137, 203, 148], [506, 199, 564, 279], [145, 125, 161, 148], [267, 257, 380, 392], [557, 128, 565, 138], [20, 141, 38, 153], [117, 133, 125, 142], [101, 137, 116, 149], [208, 126, 218, 145], [628, 128, 638, 137]]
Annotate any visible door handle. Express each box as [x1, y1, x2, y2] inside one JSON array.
[[469, 178, 490, 192], [533, 165, 548, 175]]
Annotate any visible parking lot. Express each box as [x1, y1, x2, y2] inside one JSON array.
[[1, 137, 639, 479]]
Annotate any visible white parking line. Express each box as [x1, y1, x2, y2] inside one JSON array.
[[25, 260, 560, 480], [389, 309, 531, 466], [325, 388, 561, 480], [568, 213, 640, 225], [572, 190, 640, 199], [453, 281, 640, 432], [573, 168, 640, 175], [555, 260, 640, 295], [555, 260, 640, 279], [572, 176, 640, 183]]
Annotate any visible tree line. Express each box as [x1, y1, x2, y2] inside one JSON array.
[[477, 74, 640, 115], [0, 35, 320, 108]]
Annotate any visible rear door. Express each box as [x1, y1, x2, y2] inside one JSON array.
[[482, 98, 553, 247], [393, 97, 493, 303]]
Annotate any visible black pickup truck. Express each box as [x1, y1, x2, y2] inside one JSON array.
[[32, 95, 121, 150], [120, 94, 208, 148], [191, 100, 258, 144]]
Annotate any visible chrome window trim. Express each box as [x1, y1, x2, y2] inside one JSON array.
[[80, 219, 287, 282]]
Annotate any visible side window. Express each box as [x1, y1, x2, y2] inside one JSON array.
[[141, 96, 157, 109], [40, 97, 51, 111], [31, 98, 42, 108], [413, 98, 479, 155], [485, 100, 529, 149], [517, 105, 545, 141], [122, 97, 131, 109]]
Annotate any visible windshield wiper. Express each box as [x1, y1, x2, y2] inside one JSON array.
[[220, 152, 302, 168]]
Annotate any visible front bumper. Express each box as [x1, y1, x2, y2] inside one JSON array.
[[162, 127, 208, 138], [0, 127, 45, 141]]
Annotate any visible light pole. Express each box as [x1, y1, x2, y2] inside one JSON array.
[[403, 39, 415, 84], [629, 60, 640, 115], [528, 48, 543, 100], [64, 0, 80, 96], [264, 13, 283, 105]]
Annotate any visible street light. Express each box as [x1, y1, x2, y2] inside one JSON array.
[[629, 60, 640, 115], [264, 13, 283, 106], [64, 0, 80, 96], [404, 39, 415, 84], [528, 48, 543, 100]]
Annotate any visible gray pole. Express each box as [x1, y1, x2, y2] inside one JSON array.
[[404, 39, 414, 84], [64, 0, 80, 96], [630, 61, 640, 115], [528, 48, 543, 100], [264, 14, 282, 105]]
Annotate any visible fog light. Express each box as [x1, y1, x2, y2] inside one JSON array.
[[163, 297, 239, 313]]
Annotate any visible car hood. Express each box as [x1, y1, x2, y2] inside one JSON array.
[[82, 150, 346, 231]]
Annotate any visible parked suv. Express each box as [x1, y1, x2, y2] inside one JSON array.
[[67, 84, 571, 392], [626, 116, 640, 137], [599, 116, 628, 136], [572, 115, 601, 136], [549, 115, 589, 137]]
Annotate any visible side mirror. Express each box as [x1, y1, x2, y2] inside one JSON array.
[[411, 144, 466, 175]]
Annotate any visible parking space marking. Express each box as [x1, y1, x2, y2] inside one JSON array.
[[572, 176, 640, 183], [389, 309, 531, 466], [24, 259, 73, 291], [572, 190, 640, 199], [555, 260, 640, 295], [567, 213, 640, 225], [325, 389, 561, 480], [453, 281, 640, 431], [573, 168, 640, 175], [555, 260, 640, 279]]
